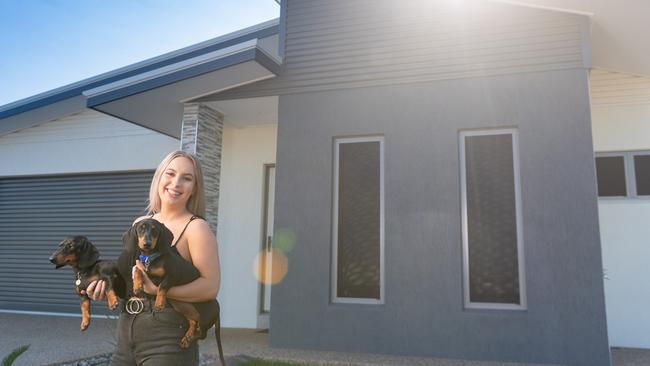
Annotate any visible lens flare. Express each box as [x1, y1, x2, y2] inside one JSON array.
[[253, 248, 288, 285], [273, 228, 297, 253]]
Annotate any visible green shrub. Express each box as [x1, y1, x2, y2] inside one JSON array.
[[1, 345, 29, 366]]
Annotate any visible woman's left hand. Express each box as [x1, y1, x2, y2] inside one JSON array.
[[133, 260, 158, 295], [84, 280, 106, 301]]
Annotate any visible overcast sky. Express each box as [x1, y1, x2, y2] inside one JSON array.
[[0, 0, 280, 106]]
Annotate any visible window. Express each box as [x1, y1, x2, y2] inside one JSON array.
[[459, 129, 526, 310], [595, 151, 650, 198], [633, 154, 650, 196], [332, 136, 384, 304], [595, 155, 626, 197]]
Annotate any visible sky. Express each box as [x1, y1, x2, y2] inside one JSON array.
[[0, 0, 280, 106]]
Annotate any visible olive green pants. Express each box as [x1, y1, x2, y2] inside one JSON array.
[[109, 305, 198, 366]]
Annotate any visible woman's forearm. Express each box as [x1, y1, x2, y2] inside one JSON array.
[[167, 276, 220, 302]]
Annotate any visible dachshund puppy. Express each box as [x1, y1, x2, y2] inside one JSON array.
[[118, 218, 225, 364], [49, 236, 125, 331]]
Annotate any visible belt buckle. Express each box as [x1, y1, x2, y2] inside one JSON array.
[[125, 297, 145, 314]]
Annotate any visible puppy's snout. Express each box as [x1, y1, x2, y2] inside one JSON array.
[[49, 254, 65, 269], [141, 235, 154, 249]]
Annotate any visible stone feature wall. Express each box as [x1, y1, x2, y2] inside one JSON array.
[[181, 103, 224, 234]]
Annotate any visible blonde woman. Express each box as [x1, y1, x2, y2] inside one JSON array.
[[86, 150, 220, 366]]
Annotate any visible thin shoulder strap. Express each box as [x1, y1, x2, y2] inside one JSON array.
[[172, 215, 199, 247]]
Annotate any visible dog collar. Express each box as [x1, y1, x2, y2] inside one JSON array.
[[138, 252, 162, 271]]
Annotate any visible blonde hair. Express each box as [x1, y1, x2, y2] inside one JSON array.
[[146, 150, 206, 217]]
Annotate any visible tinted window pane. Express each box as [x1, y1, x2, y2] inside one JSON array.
[[337, 141, 381, 299], [465, 134, 520, 305], [634, 155, 650, 196], [595, 156, 627, 197]]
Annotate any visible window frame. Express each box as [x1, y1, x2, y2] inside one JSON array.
[[459, 128, 527, 311], [331, 135, 385, 305], [595, 151, 650, 199]]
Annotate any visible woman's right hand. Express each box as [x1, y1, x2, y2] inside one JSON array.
[[84, 280, 107, 301]]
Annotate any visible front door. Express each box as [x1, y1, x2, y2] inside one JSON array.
[[258, 164, 275, 329]]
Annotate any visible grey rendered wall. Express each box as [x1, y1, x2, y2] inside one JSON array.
[[269, 68, 610, 366]]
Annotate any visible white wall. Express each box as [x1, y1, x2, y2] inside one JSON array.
[[592, 104, 650, 152], [598, 201, 650, 348], [592, 103, 650, 348], [0, 109, 179, 176], [217, 124, 277, 328]]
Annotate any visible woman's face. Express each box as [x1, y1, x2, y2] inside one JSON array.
[[158, 156, 196, 209]]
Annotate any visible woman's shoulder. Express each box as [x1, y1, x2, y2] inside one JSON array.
[[186, 216, 210, 232], [185, 217, 216, 241]]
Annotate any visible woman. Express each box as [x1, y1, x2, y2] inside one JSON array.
[[86, 150, 221, 366]]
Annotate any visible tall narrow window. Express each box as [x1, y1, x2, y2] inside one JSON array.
[[460, 129, 526, 310], [332, 136, 384, 304]]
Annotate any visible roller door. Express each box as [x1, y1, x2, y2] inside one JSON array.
[[0, 171, 153, 315]]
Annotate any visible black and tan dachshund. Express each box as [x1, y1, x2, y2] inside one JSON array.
[[49, 236, 125, 331], [118, 218, 225, 365]]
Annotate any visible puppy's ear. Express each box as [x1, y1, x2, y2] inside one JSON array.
[[158, 222, 174, 254], [121, 226, 139, 253], [77, 236, 100, 269]]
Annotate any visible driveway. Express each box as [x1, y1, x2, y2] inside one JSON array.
[[1, 313, 647, 366]]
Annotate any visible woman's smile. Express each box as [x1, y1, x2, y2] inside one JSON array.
[[165, 188, 182, 198]]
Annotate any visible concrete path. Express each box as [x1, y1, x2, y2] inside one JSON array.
[[1, 313, 647, 366]]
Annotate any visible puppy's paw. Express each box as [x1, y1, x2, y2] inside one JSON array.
[[180, 323, 199, 348], [179, 335, 192, 349], [107, 292, 119, 310], [80, 320, 89, 331], [154, 293, 166, 311]]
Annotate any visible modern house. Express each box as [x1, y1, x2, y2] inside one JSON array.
[[1, 1, 649, 365]]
